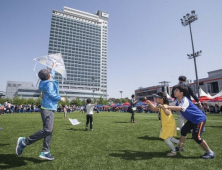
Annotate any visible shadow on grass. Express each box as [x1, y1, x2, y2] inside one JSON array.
[[205, 125, 222, 128], [114, 122, 131, 123], [0, 144, 10, 147], [109, 150, 200, 160], [65, 124, 73, 125], [65, 128, 84, 131], [0, 154, 44, 169], [138, 135, 162, 141]]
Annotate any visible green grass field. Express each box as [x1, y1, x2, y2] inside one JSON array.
[[0, 112, 222, 170]]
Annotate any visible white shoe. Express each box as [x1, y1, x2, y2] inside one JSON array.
[[167, 151, 176, 156]]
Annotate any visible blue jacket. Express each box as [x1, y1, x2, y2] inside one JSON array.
[[39, 69, 61, 111]]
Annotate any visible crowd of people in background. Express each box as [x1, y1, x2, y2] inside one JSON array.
[[0, 100, 222, 115]]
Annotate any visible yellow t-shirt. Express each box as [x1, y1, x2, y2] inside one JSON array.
[[159, 104, 177, 140]]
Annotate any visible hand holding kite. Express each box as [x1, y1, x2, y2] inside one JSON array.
[[34, 53, 67, 79]]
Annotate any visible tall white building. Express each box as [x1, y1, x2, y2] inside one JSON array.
[[48, 7, 108, 100]]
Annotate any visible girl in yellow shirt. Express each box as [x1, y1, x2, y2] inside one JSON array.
[[145, 92, 179, 156]]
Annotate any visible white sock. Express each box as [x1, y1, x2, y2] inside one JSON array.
[[207, 149, 213, 154]]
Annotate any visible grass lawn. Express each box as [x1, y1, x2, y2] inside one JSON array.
[[0, 112, 222, 170]]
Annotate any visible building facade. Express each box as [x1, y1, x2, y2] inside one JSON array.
[[5, 81, 34, 99], [48, 7, 108, 99], [0, 91, 5, 98], [14, 86, 103, 100], [135, 82, 170, 101], [135, 69, 222, 102], [190, 69, 222, 95]]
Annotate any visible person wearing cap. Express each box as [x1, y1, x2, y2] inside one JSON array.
[[171, 76, 201, 129], [144, 92, 179, 157], [16, 62, 66, 161]]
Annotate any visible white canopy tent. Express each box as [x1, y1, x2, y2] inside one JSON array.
[[212, 90, 222, 98], [198, 88, 212, 98], [207, 92, 213, 98], [166, 92, 172, 99]]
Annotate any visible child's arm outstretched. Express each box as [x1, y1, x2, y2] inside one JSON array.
[[158, 104, 171, 116], [161, 105, 182, 112], [144, 97, 158, 112]]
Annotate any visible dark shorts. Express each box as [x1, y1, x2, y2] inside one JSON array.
[[181, 120, 206, 144]]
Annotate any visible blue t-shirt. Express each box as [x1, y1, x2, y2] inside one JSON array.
[[176, 97, 206, 124]]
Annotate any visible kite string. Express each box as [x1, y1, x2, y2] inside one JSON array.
[[62, 77, 67, 96], [33, 62, 39, 79], [33, 62, 40, 87]]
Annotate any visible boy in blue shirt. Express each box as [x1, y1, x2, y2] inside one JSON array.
[[16, 63, 65, 160], [159, 84, 215, 159]]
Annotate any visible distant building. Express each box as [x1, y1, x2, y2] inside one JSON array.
[[15, 86, 41, 98], [0, 91, 5, 98], [190, 69, 222, 95], [48, 6, 108, 99], [135, 81, 170, 101], [5, 80, 103, 100], [5, 81, 34, 99], [135, 69, 222, 101]]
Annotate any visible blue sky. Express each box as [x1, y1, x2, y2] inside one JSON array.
[[0, 0, 222, 98]]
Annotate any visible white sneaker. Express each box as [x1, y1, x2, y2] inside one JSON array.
[[167, 151, 176, 157]]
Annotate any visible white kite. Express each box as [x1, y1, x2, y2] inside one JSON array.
[[33, 53, 67, 79], [68, 118, 81, 126]]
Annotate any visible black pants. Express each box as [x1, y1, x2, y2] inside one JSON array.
[[131, 111, 135, 122], [181, 120, 206, 144], [86, 115, 93, 129]]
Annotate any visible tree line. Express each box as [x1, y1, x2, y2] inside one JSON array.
[[0, 96, 130, 106]]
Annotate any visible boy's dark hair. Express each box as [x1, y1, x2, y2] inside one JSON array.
[[156, 92, 169, 105], [178, 76, 187, 82], [174, 84, 189, 96], [131, 94, 135, 98], [38, 69, 50, 81], [87, 98, 92, 104]]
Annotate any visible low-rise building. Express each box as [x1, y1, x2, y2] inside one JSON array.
[[135, 81, 170, 101], [135, 69, 222, 101], [0, 91, 5, 98], [5, 81, 104, 100], [5, 81, 34, 99], [190, 69, 222, 95]]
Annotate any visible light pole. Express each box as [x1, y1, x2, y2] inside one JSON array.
[[119, 91, 123, 99], [181, 10, 201, 97], [92, 76, 95, 100]]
